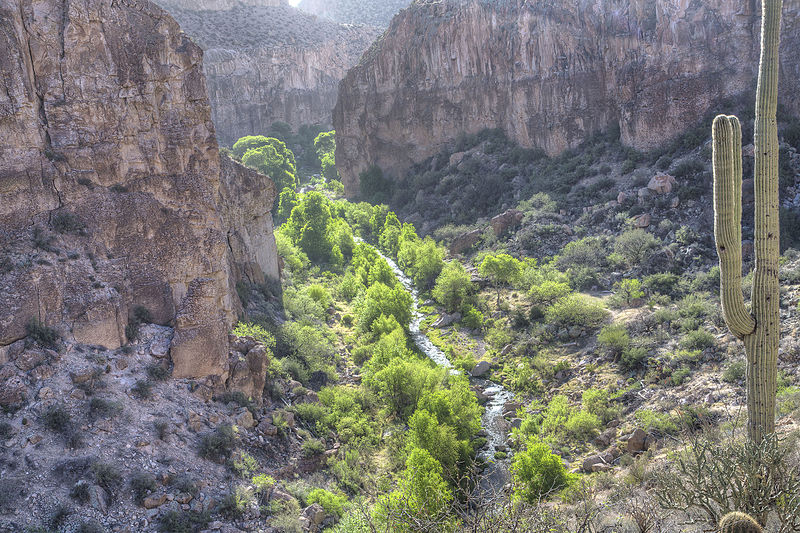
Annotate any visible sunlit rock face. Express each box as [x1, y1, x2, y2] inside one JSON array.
[[0, 0, 277, 380], [297, 0, 411, 27], [155, 0, 381, 146], [334, 0, 800, 196]]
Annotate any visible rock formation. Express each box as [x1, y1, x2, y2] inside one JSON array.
[[0, 0, 278, 381], [298, 0, 410, 27], [154, 0, 381, 146], [334, 0, 800, 196]]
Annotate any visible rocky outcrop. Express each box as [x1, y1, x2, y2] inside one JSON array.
[[154, 0, 381, 145], [334, 0, 800, 196], [298, 0, 410, 27], [0, 0, 277, 380]]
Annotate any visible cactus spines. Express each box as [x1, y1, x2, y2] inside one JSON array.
[[719, 512, 763, 533], [712, 0, 782, 444]]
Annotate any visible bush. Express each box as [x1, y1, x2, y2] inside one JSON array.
[[51, 211, 85, 234], [681, 328, 716, 351], [582, 388, 616, 424], [199, 425, 238, 462], [26, 318, 59, 349], [610, 278, 645, 308], [92, 462, 122, 496], [307, 488, 348, 518], [43, 404, 72, 433], [564, 411, 601, 440], [131, 379, 153, 399], [614, 229, 659, 266], [159, 510, 210, 533], [545, 294, 608, 329], [511, 437, 573, 502], [88, 398, 122, 420], [597, 324, 630, 358], [231, 322, 276, 348], [432, 261, 473, 313], [301, 438, 325, 458], [146, 363, 170, 382], [359, 166, 393, 203], [620, 346, 649, 371], [130, 471, 158, 505], [460, 305, 484, 330], [723, 361, 746, 383], [634, 410, 678, 436]]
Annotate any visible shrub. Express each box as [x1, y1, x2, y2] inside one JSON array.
[[199, 425, 238, 462], [231, 322, 276, 347], [643, 273, 681, 298], [154, 419, 170, 440], [76, 520, 106, 533], [681, 328, 716, 351], [461, 305, 484, 330], [511, 437, 573, 502], [26, 318, 59, 349], [582, 388, 616, 424], [51, 211, 85, 234], [528, 281, 572, 306], [307, 488, 348, 518], [432, 261, 473, 312], [70, 481, 91, 503], [131, 379, 153, 399], [359, 166, 393, 203], [43, 404, 72, 433], [88, 398, 122, 420], [130, 471, 158, 505], [159, 511, 210, 533], [614, 229, 659, 266], [634, 410, 678, 436], [610, 278, 645, 308], [620, 346, 649, 371], [564, 411, 601, 440], [301, 438, 325, 458], [597, 324, 630, 358], [723, 361, 746, 383], [146, 363, 170, 382], [545, 294, 608, 329], [92, 462, 122, 496]]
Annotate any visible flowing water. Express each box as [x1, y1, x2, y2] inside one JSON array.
[[368, 244, 515, 493]]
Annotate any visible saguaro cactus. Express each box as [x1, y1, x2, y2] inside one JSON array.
[[712, 0, 782, 443], [719, 512, 763, 533]]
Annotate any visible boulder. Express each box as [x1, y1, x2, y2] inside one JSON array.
[[433, 312, 461, 328], [143, 494, 167, 509], [633, 213, 652, 228], [490, 209, 524, 237], [449, 229, 483, 255], [303, 503, 326, 526], [626, 428, 649, 453], [647, 174, 676, 194], [471, 361, 491, 377]]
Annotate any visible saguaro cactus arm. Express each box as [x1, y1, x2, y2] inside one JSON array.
[[713, 115, 756, 339]]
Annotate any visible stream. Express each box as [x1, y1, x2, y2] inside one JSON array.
[[368, 245, 515, 495]]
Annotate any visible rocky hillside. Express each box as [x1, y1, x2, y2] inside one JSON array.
[[0, 0, 278, 381], [297, 0, 410, 27], [334, 0, 800, 196], [155, 0, 381, 146]]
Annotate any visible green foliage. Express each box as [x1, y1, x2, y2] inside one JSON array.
[[26, 318, 59, 349], [357, 282, 413, 332], [397, 235, 445, 288], [644, 272, 682, 298], [681, 328, 716, 351], [479, 253, 522, 305], [130, 471, 157, 505], [620, 346, 650, 371], [461, 305, 484, 330], [314, 130, 338, 181], [511, 437, 572, 502], [366, 358, 442, 420], [307, 488, 348, 518], [237, 136, 297, 192], [582, 388, 617, 424], [610, 278, 645, 308], [432, 261, 473, 313], [545, 294, 608, 329], [375, 448, 453, 527], [597, 324, 630, 358], [528, 280, 571, 306], [634, 410, 678, 435], [199, 425, 238, 462], [564, 410, 601, 440], [614, 229, 660, 266], [277, 187, 299, 224], [43, 404, 71, 433], [285, 192, 335, 263], [359, 166, 393, 204], [723, 361, 747, 383], [158, 510, 210, 533]]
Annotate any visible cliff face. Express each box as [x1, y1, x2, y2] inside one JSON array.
[[155, 0, 381, 146], [0, 0, 277, 380], [297, 0, 410, 27], [334, 0, 800, 196]]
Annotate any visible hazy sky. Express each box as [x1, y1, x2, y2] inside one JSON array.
[[288, 0, 301, 5]]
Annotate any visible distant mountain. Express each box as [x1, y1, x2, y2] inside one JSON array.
[[298, 0, 411, 27], [154, 0, 380, 145]]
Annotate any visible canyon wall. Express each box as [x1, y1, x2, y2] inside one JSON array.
[[0, 0, 277, 380], [155, 0, 381, 146], [297, 0, 410, 27], [334, 0, 800, 196]]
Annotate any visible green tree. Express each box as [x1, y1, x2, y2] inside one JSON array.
[[360, 166, 393, 204], [232, 135, 270, 160], [314, 130, 338, 181], [276, 187, 298, 224], [614, 229, 659, 266], [358, 282, 412, 331], [240, 137, 298, 192], [432, 262, 473, 313], [479, 253, 522, 306], [285, 192, 334, 263], [511, 437, 572, 502]]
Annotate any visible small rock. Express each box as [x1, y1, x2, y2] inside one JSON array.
[[647, 174, 676, 195], [235, 409, 255, 430], [303, 502, 326, 525], [633, 213, 651, 228], [143, 493, 167, 509], [471, 361, 490, 377]]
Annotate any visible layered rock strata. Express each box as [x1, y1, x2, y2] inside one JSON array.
[[0, 0, 277, 382], [334, 0, 800, 196]]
